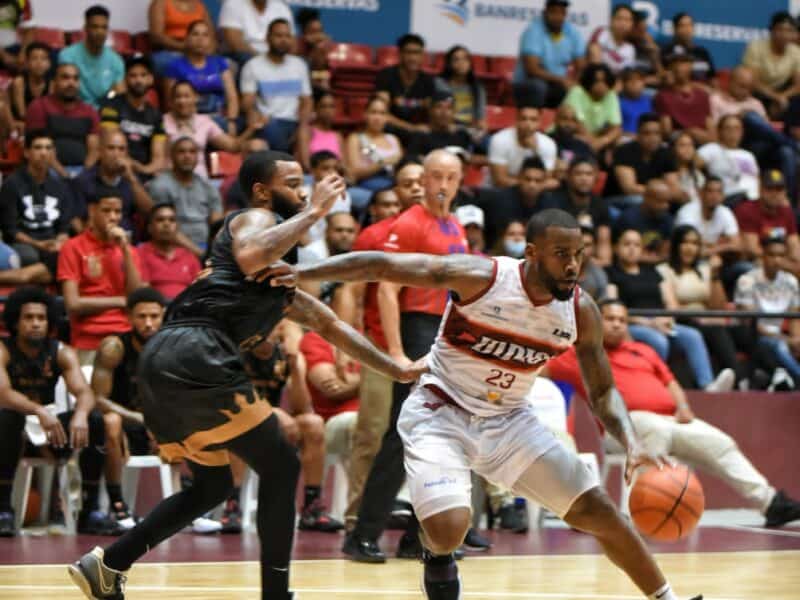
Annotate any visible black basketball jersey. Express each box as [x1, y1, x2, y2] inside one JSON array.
[[110, 331, 142, 411], [243, 342, 290, 407], [166, 209, 295, 349], [2, 338, 62, 406]]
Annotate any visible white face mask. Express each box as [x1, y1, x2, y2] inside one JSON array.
[[504, 239, 526, 258]]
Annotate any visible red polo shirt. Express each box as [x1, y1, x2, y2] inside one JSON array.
[[300, 331, 360, 421], [547, 340, 677, 415], [654, 85, 711, 130], [383, 203, 467, 316], [137, 242, 201, 300], [57, 230, 141, 350], [735, 200, 797, 239], [352, 215, 399, 350]]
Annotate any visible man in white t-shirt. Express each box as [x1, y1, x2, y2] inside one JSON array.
[[241, 18, 312, 152], [219, 0, 294, 60], [697, 115, 759, 202], [488, 104, 557, 188], [675, 177, 740, 253]]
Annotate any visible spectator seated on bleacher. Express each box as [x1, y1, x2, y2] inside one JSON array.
[[218, 0, 294, 66], [710, 66, 766, 126], [99, 54, 167, 181], [455, 205, 486, 255], [548, 104, 596, 164], [654, 53, 714, 146], [488, 103, 557, 188], [137, 202, 200, 299], [10, 42, 51, 125], [628, 10, 663, 89], [163, 19, 238, 134], [297, 90, 345, 173], [57, 190, 143, 365], [543, 298, 800, 528], [618, 67, 652, 136], [300, 150, 351, 243], [295, 8, 328, 58], [0, 130, 75, 277], [406, 90, 473, 158], [74, 128, 155, 240], [146, 136, 222, 258], [434, 45, 488, 143], [90, 287, 168, 530], [25, 63, 100, 179], [0, 0, 30, 70], [492, 219, 526, 258], [562, 63, 622, 155], [698, 115, 759, 205], [0, 287, 119, 537], [615, 179, 674, 264], [241, 18, 311, 153], [298, 212, 357, 267], [147, 0, 213, 75], [513, 0, 585, 109], [59, 5, 124, 109], [374, 34, 435, 145], [587, 5, 635, 75], [577, 225, 609, 301], [675, 176, 741, 259], [672, 132, 705, 205], [658, 13, 716, 85]]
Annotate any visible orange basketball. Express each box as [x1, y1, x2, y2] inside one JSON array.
[[629, 464, 704, 541]]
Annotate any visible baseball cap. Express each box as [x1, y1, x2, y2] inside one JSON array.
[[126, 53, 153, 73], [762, 169, 786, 188], [455, 205, 485, 228]]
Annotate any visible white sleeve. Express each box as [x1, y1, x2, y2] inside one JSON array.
[[733, 273, 755, 307], [538, 134, 557, 171], [218, 0, 242, 28], [299, 59, 312, 96], [719, 206, 740, 236], [488, 131, 509, 166], [239, 58, 258, 95]]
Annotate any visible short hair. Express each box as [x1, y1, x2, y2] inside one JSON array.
[[718, 113, 742, 131], [703, 175, 724, 189], [85, 4, 110, 21], [170, 135, 197, 153], [147, 201, 176, 224], [297, 8, 321, 32], [394, 155, 424, 176], [170, 79, 196, 97], [520, 156, 546, 172], [25, 42, 50, 58], [396, 33, 425, 50], [620, 67, 644, 82], [186, 19, 208, 35], [267, 18, 290, 36], [313, 88, 334, 104], [612, 226, 640, 245], [568, 156, 598, 172], [24, 129, 52, 149], [56, 62, 79, 76], [3, 286, 57, 336], [238, 150, 296, 200], [525, 209, 580, 242], [580, 63, 616, 91], [637, 112, 661, 130], [127, 287, 167, 311], [770, 11, 796, 30], [613, 4, 635, 18], [88, 184, 122, 205], [310, 150, 339, 169], [672, 12, 691, 29], [369, 185, 397, 206], [516, 98, 540, 112], [598, 297, 628, 312]]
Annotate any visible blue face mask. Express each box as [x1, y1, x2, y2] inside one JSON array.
[[504, 239, 526, 258]]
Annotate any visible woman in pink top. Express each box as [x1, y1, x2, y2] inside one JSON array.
[[163, 80, 258, 178], [297, 90, 344, 171]]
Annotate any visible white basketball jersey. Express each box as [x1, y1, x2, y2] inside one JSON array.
[[420, 256, 580, 417]]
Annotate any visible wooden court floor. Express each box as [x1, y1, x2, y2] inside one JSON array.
[[0, 550, 797, 600]]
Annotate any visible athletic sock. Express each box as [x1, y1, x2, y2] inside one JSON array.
[[423, 550, 458, 583], [227, 486, 241, 504], [82, 480, 100, 513], [263, 565, 290, 598], [303, 485, 321, 509], [107, 484, 124, 507], [648, 583, 678, 600]]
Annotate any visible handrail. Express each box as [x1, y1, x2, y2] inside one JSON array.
[[627, 309, 800, 320]]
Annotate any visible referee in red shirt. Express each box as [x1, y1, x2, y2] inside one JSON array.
[[344, 150, 468, 562]]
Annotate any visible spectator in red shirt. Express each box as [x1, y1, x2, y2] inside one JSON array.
[[25, 63, 100, 178], [543, 299, 800, 528], [735, 169, 800, 277], [137, 202, 201, 299], [654, 53, 714, 145], [57, 191, 143, 364]]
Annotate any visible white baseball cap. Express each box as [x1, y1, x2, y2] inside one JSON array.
[[455, 204, 484, 228]]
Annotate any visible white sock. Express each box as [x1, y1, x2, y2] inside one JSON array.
[[648, 583, 678, 600]]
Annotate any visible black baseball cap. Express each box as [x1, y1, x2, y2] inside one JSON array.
[[126, 53, 153, 74], [762, 169, 786, 188]]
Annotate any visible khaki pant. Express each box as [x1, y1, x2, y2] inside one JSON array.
[[325, 411, 358, 458], [345, 362, 393, 527], [606, 411, 775, 511]]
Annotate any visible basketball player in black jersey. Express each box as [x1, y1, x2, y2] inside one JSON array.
[[91, 288, 167, 530], [69, 151, 428, 600], [0, 287, 116, 537]]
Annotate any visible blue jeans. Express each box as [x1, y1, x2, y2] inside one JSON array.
[[756, 336, 800, 382], [629, 323, 715, 388], [256, 119, 299, 153]]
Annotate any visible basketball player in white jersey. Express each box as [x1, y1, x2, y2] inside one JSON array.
[[267, 203, 701, 600]]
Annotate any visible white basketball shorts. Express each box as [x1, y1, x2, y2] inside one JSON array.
[[397, 385, 599, 522]]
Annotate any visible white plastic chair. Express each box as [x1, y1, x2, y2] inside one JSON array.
[[121, 455, 182, 510]]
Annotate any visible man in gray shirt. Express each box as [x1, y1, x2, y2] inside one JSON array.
[[146, 137, 223, 257]]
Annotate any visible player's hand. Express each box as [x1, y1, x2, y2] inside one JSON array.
[[107, 225, 129, 247], [394, 354, 429, 383], [69, 410, 89, 449], [625, 444, 671, 485], [308, 173, 346, 218], [252, 261, 297, 286], [37, 407, 67, 448]]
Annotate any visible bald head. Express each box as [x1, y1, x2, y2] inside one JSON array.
[[424, 149, 462, 171], [729, 66, 755, 100], [643, 179, 671, 215], [422, 150, 462, 217]]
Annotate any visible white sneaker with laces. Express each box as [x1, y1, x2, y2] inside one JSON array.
[[704, 368, 735, 393]]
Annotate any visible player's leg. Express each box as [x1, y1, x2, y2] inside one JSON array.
[[102, 412, 134, 529], [0, 408, 26, 536], [221, 453, 247, 534], [227, 413, 300, 600]]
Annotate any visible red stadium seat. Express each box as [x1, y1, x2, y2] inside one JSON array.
[[592, 171, 608, 196], [490, 56, 517, 80], [110, 31, 133, 56], [208, 151, 242, 179], [539, 108, 556, 132], [485, 105, 517, 132], [472, 54, 490, 75], [327, 43, 373, 67], [34, 28, 66, 49], [375, 46, 399, 67], [68, 30, 84, 44], [348, 95, 370, 121], [428, 52, 445, 73], [133, 31, 151, 54]]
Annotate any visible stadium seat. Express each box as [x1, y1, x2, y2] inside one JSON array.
[[485, 105, 517, 132], [428, 52, 445, 74], [133, 31, 151, 54], [375, 45, 399, 67], [110, 31, 133, 56], [593, 171, 608, 196], [209, 151, 243, 179], [472, 54, 491, 76], [490, 56, 517, 80], [121, 455, 181, 514], [539, 108, 556, 132], [33, 27, 66, 49], [327, 42, 373, 67]]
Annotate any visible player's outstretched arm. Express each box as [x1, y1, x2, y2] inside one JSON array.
[[285, 289, 427, 383], [283, 251, 495, 301], [573, 293, 666, 483]]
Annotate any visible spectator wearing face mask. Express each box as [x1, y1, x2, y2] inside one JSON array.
[[494, 219, 526, 258]]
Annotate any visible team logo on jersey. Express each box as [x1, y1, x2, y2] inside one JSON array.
[[552, 328, 572, 340]]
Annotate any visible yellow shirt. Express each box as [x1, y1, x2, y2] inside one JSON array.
[[743, 39, 800, 90]]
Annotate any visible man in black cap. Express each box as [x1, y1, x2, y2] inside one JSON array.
[[407, 91, 473, 156], [99, 54, 167, 180]]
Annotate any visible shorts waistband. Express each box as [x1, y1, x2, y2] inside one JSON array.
[[162, 317, 225, 332]]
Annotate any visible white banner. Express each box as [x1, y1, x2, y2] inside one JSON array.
[[411, 0, 610, 57], [25, 0, 150, 33]]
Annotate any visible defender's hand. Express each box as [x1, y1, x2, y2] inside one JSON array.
[[252, 261, 297, 287], [625, 444, 671, 485], [394, 355, 429, 383]]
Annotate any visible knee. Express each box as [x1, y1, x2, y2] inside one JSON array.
[[280, 417, 300, 446], [296, 413, 325, 447], [562, 486, 621, 534], [421, 507, 471, 555], [103, 412, 123, 439]]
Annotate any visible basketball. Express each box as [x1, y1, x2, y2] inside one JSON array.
[[629, 464, 705, 541]]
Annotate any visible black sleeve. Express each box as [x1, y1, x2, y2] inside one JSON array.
[[54, 179, 76, 234], [659, 148, 678, 173], [612, 142, 635, 167], [699, 46, 715, 78], [591, 200, 611, 228], [536, 192, 561, 211], [375, 67, 393, 93], [0, 178, 19, 243]]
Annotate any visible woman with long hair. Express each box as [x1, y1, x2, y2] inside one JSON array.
[[672, 131, 705, 205], [435, 45, 487, 140], [297, 90, 345, 171]]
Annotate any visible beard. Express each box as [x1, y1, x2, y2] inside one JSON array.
[[271, 189, 302, 218], [24, 335, 46, 350], [132, 328, 150, 345], [538, 261, 575, 301], [128, 83, 148, 98]]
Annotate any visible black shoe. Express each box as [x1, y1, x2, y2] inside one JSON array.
[[462, 528, 491, 551], [221, 498, 243, 534], [765, 490, 800, 527], [342, 532, 386, 563], [78, 510, 125, 536], [68, 546, 127, 599], [422, 576, 462, 600], [689, 596, 703, 600], [0, 510, 15, 537], [498, 501, 529, 533], [298, 499, 344, 533], [386, 499, 413, 530]]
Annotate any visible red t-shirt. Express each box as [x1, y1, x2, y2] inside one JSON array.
[[383, 203, 468, 316], [654, 86, 711, 130], [57, 230, 142, 350], [352, 215, 399, 350], [137, 242, 201, 300], [735, 200, 797, 239], [300, 331, 360, 421], [546, 340, 677, 415], [26, 95, 100, 133]]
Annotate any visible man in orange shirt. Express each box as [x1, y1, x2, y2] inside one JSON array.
[[57, 191, 143, 365], [344, 150, 468, 563]]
